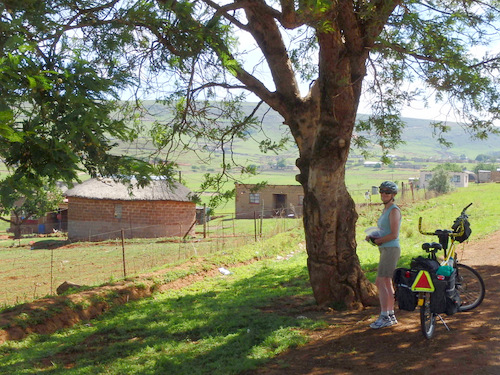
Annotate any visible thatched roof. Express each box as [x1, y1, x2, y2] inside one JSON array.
[[65, 178, 193, 202]]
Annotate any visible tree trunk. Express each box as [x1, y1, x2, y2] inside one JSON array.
[[237, 0, 396, 309], [289, 79, 378, 309], [294, 121, 378, 309], [301, 160, 377, 308], [13, 223, 22, 239]]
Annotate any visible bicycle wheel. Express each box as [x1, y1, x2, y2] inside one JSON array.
[[420, 293, 436, 339], [456, 263, 485, 312]]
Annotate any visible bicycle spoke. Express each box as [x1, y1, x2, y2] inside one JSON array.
[[456, 263, 485, 311]]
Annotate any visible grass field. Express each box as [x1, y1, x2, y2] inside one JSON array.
[[0, 184, 499, 373], [1, 184, 499, 374], [1, 184, 497, 307], [0, 216, 303, 307]]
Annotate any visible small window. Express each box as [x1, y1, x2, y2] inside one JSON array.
[[451, 175, 461, 183], [114, 204, 122, 219], [249, 193, 260, 204], [298, 195, 304, 206]]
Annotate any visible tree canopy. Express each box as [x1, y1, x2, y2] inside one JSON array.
[[2, 0, 500, 307], [0, 177, 63, 238]]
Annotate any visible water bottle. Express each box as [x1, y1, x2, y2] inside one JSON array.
[[447, 257, 454, 267]]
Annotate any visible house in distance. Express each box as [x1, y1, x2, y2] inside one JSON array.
[[65, 178, 196, 241], [235, 183, 304, 219]]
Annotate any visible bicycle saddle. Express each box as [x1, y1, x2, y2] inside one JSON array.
[[422, 242, 442, 251]]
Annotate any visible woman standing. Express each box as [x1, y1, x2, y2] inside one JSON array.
[[368, 181, 401, 329]]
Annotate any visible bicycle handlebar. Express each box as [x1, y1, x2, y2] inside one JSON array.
[[461, 202, 473, 215], [418, 203, 472, 237]]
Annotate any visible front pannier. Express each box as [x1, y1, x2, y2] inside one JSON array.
[[444, 270, 461, 315]]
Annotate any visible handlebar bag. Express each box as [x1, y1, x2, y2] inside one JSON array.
[[393, 268, 418, 311], [452, 217, 471, 243]]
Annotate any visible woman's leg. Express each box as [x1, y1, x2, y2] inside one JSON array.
[[376, 277, 394, 313]]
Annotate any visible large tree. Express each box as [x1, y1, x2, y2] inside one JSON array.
[[2, 0, 500, 308]]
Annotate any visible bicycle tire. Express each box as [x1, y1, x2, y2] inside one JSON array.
[[456, 263, 485, 312], [420, 293, 436, 339]]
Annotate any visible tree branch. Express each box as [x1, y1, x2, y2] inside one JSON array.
[[240, 1, 300, 102], [201, 0, 250, 31], [362, 0, 402, 48]]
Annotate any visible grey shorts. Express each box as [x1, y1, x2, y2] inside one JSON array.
[[377, 246, 401, 278]]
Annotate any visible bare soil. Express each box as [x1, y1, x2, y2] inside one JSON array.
[[244, 231, 500, 375], [1, 231, 499, 375]]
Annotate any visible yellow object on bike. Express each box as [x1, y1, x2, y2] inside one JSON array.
[[411, 270, 435, 292]]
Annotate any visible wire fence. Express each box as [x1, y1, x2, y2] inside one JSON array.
[[0, 183, 441, 308], [0, 215, 302, 307]]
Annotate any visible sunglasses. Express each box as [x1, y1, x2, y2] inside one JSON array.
[[379, 189, 393, 194]]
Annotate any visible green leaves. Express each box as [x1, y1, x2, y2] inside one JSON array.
[[0, 3, 152, 188], [368, 0, 500, 141]]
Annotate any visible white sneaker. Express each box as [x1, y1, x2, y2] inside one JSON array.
[[389, 314, 398, 325], [370, 315, 394, 329]]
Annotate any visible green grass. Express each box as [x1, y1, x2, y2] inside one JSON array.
[[0, 217, 303, 307], [0, 234, 316, 375], [0, 184, 499, 374]]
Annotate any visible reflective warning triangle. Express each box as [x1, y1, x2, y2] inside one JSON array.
[[411, 270, 435, 292]]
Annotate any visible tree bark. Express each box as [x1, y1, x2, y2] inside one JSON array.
[[291, 110, 378, 309]]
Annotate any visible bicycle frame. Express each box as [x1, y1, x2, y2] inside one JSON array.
[[417, 203, 471, 266]]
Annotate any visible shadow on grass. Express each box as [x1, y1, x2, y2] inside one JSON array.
[[0, 258, 314, 374], [30, 239, 70, 250]]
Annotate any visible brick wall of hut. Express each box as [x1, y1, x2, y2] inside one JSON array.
[[68, 197, 196, 241]]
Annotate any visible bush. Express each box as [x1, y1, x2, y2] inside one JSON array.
[[428, 168, 452, 194]]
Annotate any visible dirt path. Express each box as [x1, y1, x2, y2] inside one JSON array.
[[244, 231, 500, 375]]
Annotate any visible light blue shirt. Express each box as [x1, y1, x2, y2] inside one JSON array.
[[377, 204, 401, 248]]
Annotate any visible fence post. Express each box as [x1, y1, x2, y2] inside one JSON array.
[[50, 249, 54, 295], [121, 229, 126, 277], [203, 203, 207, 238], [260, 200, 264, 237], [254, 211, 257, 241]]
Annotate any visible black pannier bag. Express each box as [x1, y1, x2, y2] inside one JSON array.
[[430, 270, 461, 315], [430, 275, 447, 314], [445, 270, 461, 315], [452, 217, 471, 243], [393, 268, 418, 311], [410, 256, 440, 273]]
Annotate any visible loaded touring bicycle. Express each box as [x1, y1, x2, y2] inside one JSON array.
[[393, 204, 485, 339]]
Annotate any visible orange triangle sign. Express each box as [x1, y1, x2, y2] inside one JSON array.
[[411, 270, 435, 292]]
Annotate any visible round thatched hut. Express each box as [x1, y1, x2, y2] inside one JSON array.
[[65, 178, 196, 241]]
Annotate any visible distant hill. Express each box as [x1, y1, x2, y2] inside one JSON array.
[[126, 101, 500, 163], [385, 116, 500, 160], [239, 103, 500, 161]]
